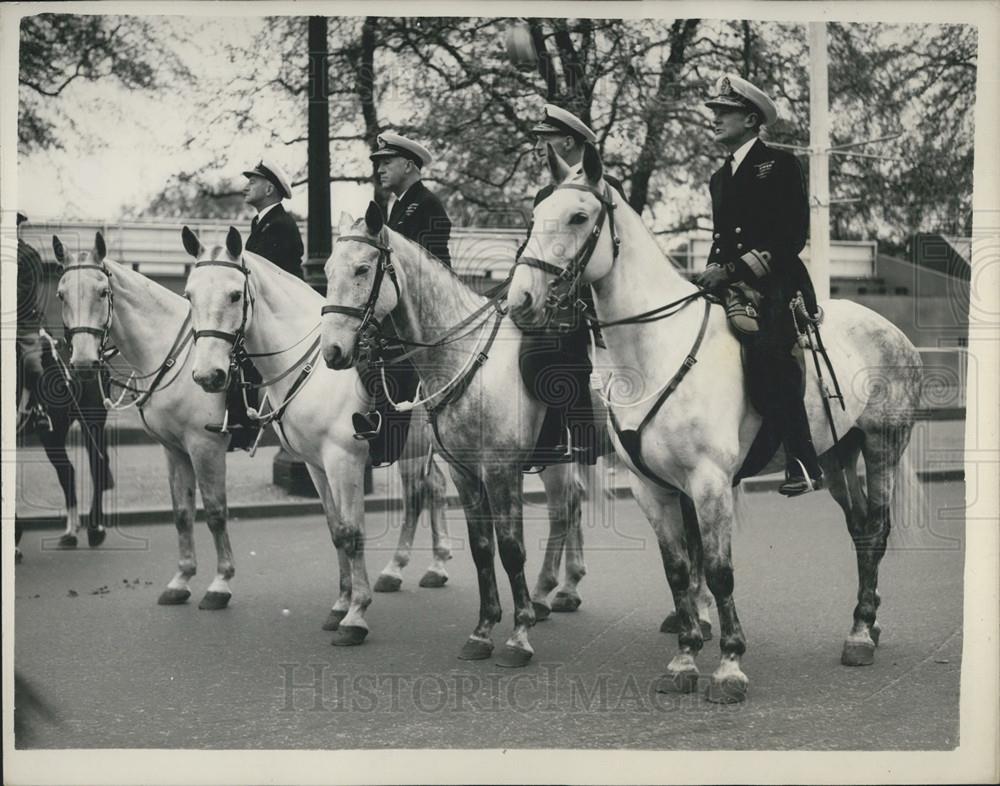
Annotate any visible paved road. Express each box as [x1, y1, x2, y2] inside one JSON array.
[[14, 482, 964, 750]]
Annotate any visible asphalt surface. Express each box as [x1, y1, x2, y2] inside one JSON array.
[[14, 480, 964, 751]]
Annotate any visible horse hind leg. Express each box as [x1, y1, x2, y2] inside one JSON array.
[[418, 454, 452, 589], [159, 448, 198, 605], [839, 424, 910, 666], [374, 458, 420, 593]]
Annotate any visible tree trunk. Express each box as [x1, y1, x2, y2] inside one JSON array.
[[628, 19, 699, 215]]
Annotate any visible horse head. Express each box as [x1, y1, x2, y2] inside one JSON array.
[[55, 231, 112, 373], [321, 201, 402, 370], [509, 142, 618, 330], [182, 225, 252, 393]]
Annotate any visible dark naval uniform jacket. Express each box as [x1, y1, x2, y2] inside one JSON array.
[[708, 138, 815, 315], [388, 180, 452, 267], [246, 203, 305, 278]]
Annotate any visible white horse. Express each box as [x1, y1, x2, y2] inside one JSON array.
[[181, 226, 452, 643], [55, 232, 234, 609], [507, 144, 923, 702], [321, 205, 600, 667]]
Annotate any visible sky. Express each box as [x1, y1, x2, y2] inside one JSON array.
[[17, 15, 375, 224]]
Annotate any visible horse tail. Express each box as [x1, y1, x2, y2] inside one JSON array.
[[886, 434, 935, 552]]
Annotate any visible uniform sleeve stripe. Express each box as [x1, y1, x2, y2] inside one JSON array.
[[741, 249, 771, 278]]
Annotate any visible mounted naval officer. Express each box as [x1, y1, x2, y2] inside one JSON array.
[[694, 74, 823, 496], [351, 132, 454, 463], [242, 157, 305, 278], [517, 104, 624, 465]]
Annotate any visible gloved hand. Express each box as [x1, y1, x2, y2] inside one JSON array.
[[694, 263, 729, 290]]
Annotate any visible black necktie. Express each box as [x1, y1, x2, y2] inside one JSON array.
[[251, 215, 260, 234], [725, 154, 735, 179]]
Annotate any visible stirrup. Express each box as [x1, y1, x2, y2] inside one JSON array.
[[778, 459, 823, 497], [205, 409, 232, 435], [352, 411, 382, 441]]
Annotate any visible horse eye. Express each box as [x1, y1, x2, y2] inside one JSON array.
[[569, 212, 588, 225], [229, 291, 242, 303], [355, 265, 371, 277]]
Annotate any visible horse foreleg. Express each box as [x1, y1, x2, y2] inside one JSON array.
[[158, 448, 197, 605], [660, 494, 714, 640], [320, 456, 371, 647], [419, 454, 451, 588], [487, 466, 535, 668], [691, 473, 748, 704], [83, 417, 111, 547], [454, 471, 501, 661], [192, 444, 232, 610], [40, 431, 79, 549], [633, 479, 705, 696]]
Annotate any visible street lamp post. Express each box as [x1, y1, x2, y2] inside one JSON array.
[[808, 21, 831, 303]]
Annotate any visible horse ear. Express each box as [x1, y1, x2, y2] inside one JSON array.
[[546, 143, 570, 183], [364, 201, 384, 235], [582, 142, 603, 185], [181, 226, 203, 259], [337, 211, 354, 234], [226, 226, 243, 259], [94, 231, 107, 263], [52, 235, 66, 264]]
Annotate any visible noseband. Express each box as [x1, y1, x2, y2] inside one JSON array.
[[515, 181, 621, 321], [320, 233, 401, 351], [191, 257, 253, 347], [60, 262, 114, 353]]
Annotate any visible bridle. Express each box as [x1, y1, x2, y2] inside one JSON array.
[[60, 261, 114, 356], [320, 232, 401, 356], [191, 255, 254, 355], [514, 181, 621, 324]]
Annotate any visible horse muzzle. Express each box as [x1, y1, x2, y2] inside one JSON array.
[[192, 366, 228, 393], [322, 341, 354, 370]]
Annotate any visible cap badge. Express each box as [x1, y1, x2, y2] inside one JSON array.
[[720, 76, 731, 94]]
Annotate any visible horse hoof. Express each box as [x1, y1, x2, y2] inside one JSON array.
[[322, 609, 347, 631], [418, 570, 448, 588], [87, 528, 106, 548], [374, 574, 402, 593], [655, 669, 700, 694], [198, 591, 231, 610], [706, 674, 749, 704], [550, 591, 581, 612], [157, 588, 191, 606], [532, 601, 551, 622], [331, 626, 369, 646], [57, 534, 78, 549], [458, 638, 493, 661], [871, 622, 882, 647], [659, 613, 712, 640], [495, 644, 533, 668], [841, 637, 876, 667]]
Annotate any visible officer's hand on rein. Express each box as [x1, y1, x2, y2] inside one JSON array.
[[694, 263, 729, 291]]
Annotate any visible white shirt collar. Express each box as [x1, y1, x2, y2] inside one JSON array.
[[730, 137, 759, 174], [256, 202, 280, 221]]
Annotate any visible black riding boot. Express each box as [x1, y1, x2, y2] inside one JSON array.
[[772, 353, 823, 496]]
